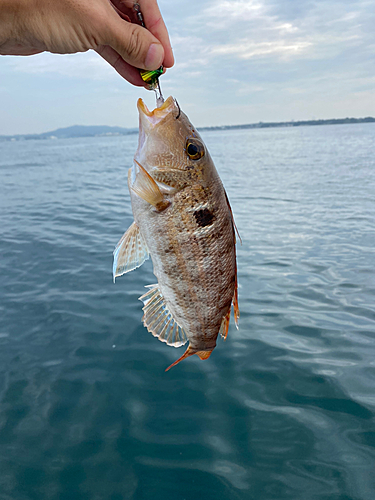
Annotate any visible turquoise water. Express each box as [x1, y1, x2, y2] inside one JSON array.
[[0, 123, 375, 500]]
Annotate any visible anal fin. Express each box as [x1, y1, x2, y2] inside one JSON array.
[[139, 285, 188, 348], [113, 222, 149, 281]]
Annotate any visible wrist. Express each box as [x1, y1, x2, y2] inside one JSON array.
[[0, 0, 31, 54]]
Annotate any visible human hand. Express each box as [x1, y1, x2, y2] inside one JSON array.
[[0, 0, 174, 86]]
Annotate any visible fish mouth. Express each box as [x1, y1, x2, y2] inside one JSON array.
[[137, 96, 177, 127]]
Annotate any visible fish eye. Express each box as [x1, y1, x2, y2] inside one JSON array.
[[186, 139, 205, 160]]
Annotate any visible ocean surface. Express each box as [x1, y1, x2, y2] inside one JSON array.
[[1, 122, 375, 500]]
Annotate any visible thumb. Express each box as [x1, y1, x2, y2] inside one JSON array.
[[106, 17, 164, 71]]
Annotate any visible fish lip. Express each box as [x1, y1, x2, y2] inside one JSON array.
[[137, 96, 176, 127]]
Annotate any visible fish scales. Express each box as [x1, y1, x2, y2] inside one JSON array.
[[135, 175, 234, 342], [113, 96, 239, 370]]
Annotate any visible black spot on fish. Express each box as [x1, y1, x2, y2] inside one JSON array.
[[194, 208, 214, 228]]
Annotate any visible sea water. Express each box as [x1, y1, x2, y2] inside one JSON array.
[[0, 123, 375, 500]]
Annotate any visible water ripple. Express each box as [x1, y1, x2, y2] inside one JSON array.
[[1, 125, 375, 499]]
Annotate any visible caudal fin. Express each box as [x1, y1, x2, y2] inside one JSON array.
[[165, 346, 213, 372]]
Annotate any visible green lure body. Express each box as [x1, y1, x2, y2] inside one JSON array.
[[140, 67, 164, 89]]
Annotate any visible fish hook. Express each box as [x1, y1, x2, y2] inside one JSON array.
[[175, 100, 181, 120]]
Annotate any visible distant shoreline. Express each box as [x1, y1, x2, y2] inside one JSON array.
[[198, 116, 375, 132], [1, 117, 374, 142]]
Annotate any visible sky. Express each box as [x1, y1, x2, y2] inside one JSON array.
[[1, 0, 374, 135]]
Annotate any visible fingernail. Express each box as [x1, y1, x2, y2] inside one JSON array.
[[145, 43, 163, 70]]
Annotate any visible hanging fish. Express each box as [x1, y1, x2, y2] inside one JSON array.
[[113, 96, 239, 371]]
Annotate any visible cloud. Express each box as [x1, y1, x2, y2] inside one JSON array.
[[2, 51, 117, 80], [203, 0, 267, 21], [1, 0, 374, 134], [210, 40, 312, 59], [194, 0, 369, 64]]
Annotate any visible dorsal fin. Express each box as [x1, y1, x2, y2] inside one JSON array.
[[139, 285, 188, 347], [218, 274, 240, 340], [219, 308, 231, 340], [233, 269, 240, 329], [224, 190, 240, 329], [165, 346, 213, 372], [224, 190, 241, 244]]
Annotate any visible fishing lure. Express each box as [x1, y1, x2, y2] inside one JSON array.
[[133, 2, 164, 106]]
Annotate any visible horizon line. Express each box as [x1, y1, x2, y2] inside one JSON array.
[[1, 116, 374, 139]]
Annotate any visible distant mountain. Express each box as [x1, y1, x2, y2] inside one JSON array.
[[0, 125, 138, 141], [39, 125, 138, 138], [199, 116, 375, 132], [1, 117, 374, 142]]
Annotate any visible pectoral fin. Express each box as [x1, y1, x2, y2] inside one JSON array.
[[113, 222, 149, 281], [131, 160, 170, 211]]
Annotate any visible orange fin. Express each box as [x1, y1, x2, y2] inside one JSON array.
[[219, 272, 240, 340], [219, 308, 231, 340], [131, 160, 169, 210], [165, 346, 213, 372], [224, 190, 241, 244]]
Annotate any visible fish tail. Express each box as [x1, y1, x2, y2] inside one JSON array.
[[165, 346, 213, 372]]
